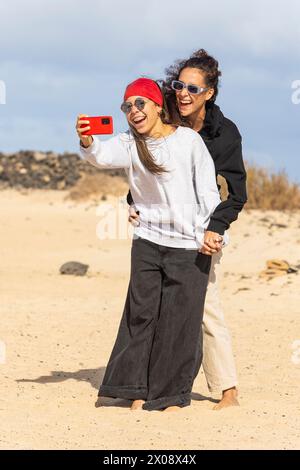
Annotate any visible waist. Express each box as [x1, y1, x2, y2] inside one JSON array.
[[134, 224, 200, 249]]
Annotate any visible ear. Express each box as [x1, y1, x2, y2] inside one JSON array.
[[205, 88, 214, 102], [155, 103, 163, 115]]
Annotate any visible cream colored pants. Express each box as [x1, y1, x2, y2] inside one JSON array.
[[201, 252, 238, 393]]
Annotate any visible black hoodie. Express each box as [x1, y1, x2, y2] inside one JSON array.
[[127, 103, 247, 235], [198, 103, 247, 234]]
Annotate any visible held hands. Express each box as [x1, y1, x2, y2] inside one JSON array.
[[128, 207, 223, 256], [76, 114, 93, 148], [199, 230, 223, 256]]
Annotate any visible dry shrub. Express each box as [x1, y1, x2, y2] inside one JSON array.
[[66, 173, 128, 201], [245, 163, 300, 210], [218, 163, 300, 210], [67, 163, 300, 210]]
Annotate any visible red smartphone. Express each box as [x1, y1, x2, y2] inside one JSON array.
[[80, 116, 113, 135]]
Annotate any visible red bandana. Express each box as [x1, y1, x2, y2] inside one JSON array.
[[123, 78, 163, 106]]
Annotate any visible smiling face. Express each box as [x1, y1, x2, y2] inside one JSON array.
[[176, 67, 214, 118], [125, 96, 162, 136]]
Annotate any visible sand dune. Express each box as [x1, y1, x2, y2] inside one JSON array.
[[0, 188, 300, 450]]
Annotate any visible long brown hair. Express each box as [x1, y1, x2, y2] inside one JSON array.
[[129, 82, 178, 176]]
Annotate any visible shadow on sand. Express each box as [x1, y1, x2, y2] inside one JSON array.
[[16, 367, 218, 408]]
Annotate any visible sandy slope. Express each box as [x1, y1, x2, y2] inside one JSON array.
[[0, 188, 300, 450]]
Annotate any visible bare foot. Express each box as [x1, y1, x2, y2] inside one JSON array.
[[130, 399, 145, 410], [163, 406, 181, 412], [213, 387, 239, 410]]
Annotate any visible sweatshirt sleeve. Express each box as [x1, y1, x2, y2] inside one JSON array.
[[207, 136, 247, 234], [192, 135, 228, 247], [79, 134, 131, 169]]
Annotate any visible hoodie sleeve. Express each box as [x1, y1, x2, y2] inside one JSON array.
[[207, 136, 247, 234], [192, 135, 228, 247]]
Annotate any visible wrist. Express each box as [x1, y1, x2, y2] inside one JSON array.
[[80, 136, 93, 148]]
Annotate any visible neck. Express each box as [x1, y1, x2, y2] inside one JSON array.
[[145, 120, 174, 138], [187, 104, 206, 132]]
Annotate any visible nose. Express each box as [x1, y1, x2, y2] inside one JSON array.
[[129, 106, 140, 119], [178, 86, 189, 98], [131, 102, 145, 117]]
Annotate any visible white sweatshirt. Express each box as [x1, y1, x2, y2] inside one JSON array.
[[79, 126, 227, 249]]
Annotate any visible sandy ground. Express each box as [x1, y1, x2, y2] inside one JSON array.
[[0, 188, 300, 450]]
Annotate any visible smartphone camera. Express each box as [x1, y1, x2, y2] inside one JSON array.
[[101, 118, 111, 125]]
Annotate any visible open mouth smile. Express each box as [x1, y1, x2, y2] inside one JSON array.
[[131, 115, 147, 125], [179, 100, 192, 107]]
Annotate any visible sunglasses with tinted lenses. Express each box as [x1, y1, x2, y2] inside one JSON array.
[[120, 97, 148, 114], [171, 80, 209, 95]]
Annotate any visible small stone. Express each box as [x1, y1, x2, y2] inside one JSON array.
[[57, 180, 66, 190], [59, 261, 89, 276], [33, 151, 47, 162], [42, 175, 51, 183]]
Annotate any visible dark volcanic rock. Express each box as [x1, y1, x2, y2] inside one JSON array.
[[59, 261, 89, 276], [0, 150, 126, 190]]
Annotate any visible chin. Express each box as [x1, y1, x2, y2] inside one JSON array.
[[179, 106, 191, 115], [137, 124, 149, 133], [179, 110, 190, 117], [136, 128, 149, 136], [132, 125, 147, 134]]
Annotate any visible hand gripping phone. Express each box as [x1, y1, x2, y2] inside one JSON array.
[[80, 116, 113, 135]]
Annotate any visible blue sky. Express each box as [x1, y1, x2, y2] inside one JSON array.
[[0, 0, 299, 182]]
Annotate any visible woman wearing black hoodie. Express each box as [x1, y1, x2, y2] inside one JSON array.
[[128, 50, 247, 410]]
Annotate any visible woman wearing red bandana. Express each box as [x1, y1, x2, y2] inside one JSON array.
[[76, 77, 226, 411]]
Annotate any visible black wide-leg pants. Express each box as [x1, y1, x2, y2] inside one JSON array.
[[99, 236, 211, 411]]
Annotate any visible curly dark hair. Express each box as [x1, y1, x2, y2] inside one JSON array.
[[162, 49, 222, 121]]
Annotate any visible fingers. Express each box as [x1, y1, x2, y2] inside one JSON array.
[[76, 122, 90, 131], [128, 215, 140, 226], [205, 242, 222, 252], [199, 247, 212, 256], [204, 236, 223, 248], [202, 244, 218, 254], [77, 126, 90, 137], [129, 218, 140, 227], [76, 114, 91, 137], [76, 114, 90, 128], [128, 217, 140, 226], [202, 230, 223, 254], [128, 206, 140, 226], [200, 242, 222, 255], [200, 245, 221, 255], [128, 207, 139, 218], [213, 244, 222, 253], [204, 240, 220, 250]]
